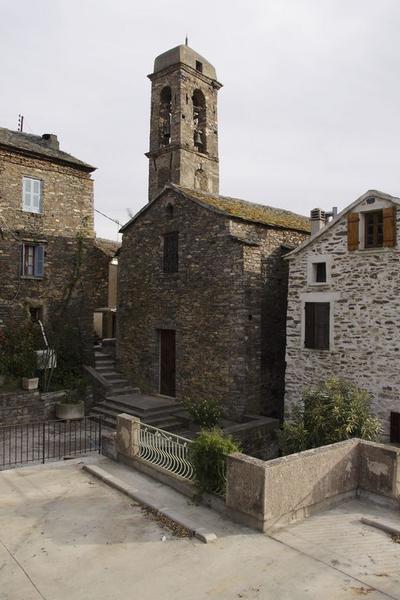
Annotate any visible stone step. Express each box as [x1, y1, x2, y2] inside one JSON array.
[[95, 361, 115, 368], [106, 387, 141, 397], [104, 399, 187, 420], [90, 406, 185, 433]]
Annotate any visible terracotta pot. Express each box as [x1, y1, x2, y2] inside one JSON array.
[[56, 401, 85, 420], [22, 377, 39, 391]]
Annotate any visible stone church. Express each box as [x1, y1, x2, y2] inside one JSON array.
[[117, 44, 310, 420]]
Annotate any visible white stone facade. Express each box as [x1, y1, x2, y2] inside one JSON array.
[[284, 190, 400, 441]]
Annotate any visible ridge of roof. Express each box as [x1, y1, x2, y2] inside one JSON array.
[[0, 127, 95, 171], [94, 237, 121, 257], [119, 184, 311, 233], [284, 189, 400, 259]]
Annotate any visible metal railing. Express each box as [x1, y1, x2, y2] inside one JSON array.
[[0, 417, 102, 470], [139, 423, 194, 481]]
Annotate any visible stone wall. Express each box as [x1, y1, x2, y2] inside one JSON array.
[[225, 439, 400, 532], [285, 199, 400, 440], [0, 147, 111, 362], [117, 189, 307, 420]]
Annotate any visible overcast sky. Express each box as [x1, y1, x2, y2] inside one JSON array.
[[1, 0, 400, 240]]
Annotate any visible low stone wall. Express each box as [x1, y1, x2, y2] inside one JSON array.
[[0, 388, 90, 425], [226, 439, 400, 533], [225, 415, 279, 460]]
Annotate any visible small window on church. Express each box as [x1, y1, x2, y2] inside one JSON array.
[[166, 204, 174, 218], [196, 61, 203, 73]]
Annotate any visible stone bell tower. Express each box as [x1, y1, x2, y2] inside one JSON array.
[[146, 44, 222, 201]]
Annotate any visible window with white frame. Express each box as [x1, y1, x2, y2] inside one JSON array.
[[307, 255, 331, 286], [22, 177, 42, 214], [21, 243, 45, 277]]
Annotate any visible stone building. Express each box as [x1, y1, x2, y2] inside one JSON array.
[[284, 189, 400, 442], [0, 126, 116, 361], [117, 44, 310, 420]]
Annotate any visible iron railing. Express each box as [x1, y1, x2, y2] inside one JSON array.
[[139, 423, 194, 480], [0, 417, 102, 470]]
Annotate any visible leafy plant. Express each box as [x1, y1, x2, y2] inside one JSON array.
[[0, 321, 38, 379], [59, 375, 87, 405], [190, 429, 241, 495], [182, 397, 222, 428], [278, 377, 382, 455]]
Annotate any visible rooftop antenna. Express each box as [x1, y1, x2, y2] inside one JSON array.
[[185, 35, 188, 46], [18, 114, 24, 132]]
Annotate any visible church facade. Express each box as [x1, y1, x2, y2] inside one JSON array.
[[117, 45, 310, 420]]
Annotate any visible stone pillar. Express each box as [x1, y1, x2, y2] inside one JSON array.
[[116, 413, 140, 459]]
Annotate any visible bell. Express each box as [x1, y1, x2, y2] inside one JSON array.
[[194, 131, 202, 145]]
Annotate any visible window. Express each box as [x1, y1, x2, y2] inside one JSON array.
[[192, 89, 206, 153], [304, 302, 330, 350], [159, 87, 172, 147], [347, 206, 397, 250], [315, 262, 326, 283], [22, 177, 42, 214], [163, 232, 178, 273], [21, 244, 44, 277], [196, 60, 203, 73], [364, 210, 383, 248]]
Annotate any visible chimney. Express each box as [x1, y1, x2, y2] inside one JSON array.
[[42, 133, 59, 150], [310, 208, 326, 235]]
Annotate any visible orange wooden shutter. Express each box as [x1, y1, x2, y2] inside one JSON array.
[[347, 212, 359, 251], [383, 206, 397, 247]]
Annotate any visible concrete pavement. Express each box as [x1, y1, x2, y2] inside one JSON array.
[[1, 458, 400, 600]]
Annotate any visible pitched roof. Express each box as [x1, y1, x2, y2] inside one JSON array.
[[94, 237, 121, 257], [285, 189, 400, 259], [0, 127, 95, 171], [120, 184, 311, 234]]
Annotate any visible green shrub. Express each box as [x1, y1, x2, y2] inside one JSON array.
[[0, 321, 38, 379], [278, 377, 382, 455], [190, 429, 241, 495], [182, 397, 222, 428]]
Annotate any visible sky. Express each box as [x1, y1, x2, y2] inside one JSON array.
[[1, 0, 400, 240]]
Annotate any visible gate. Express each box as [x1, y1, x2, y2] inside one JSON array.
[[0, 417, 102, 470]]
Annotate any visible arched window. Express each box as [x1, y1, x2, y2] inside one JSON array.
[[159, 87, 172, 146], [165, 203, 174, 218], [192, 89, 206, 153]]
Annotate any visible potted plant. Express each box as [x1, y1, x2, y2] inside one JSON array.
[[56, 378, 86, 420]]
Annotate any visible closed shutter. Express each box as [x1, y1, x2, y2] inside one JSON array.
[[34, 245, 44, 277], [383, 206, 396, 247], [347, 212, 359, 251], [23, 178, 32, 211], [305, 302, 330, 350]]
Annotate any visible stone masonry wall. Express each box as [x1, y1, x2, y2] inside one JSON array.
[[285, 200, 400, 440], [118, 189, 308, 420], [0, 147, 109, 362]]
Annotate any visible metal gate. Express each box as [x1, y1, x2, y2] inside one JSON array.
[[0, 417, 102, 470]]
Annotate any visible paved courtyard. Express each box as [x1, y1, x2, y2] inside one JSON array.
[[1, 458, 400, 600]]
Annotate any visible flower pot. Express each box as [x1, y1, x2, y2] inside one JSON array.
[[56, 401, 85, 420], [22, 377, 39, 391]]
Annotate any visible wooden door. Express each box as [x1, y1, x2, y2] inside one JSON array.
[[390, 412, 400, 443], [159, 330, 176, 397]]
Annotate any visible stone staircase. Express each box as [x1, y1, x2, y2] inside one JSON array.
[[90, 350, 187, 432]]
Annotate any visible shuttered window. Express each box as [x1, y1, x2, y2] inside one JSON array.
[[22, 177, 42, 214], [21, 244, 45, 277], [304, 302, 330, 350], [163, 232, 178, 273]]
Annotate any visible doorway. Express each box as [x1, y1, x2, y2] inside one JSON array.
[[390, 412, 400, 443], [159, 329, 176, 397]]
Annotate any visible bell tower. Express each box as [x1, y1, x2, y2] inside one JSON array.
[[146, 44, 222, 201]]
